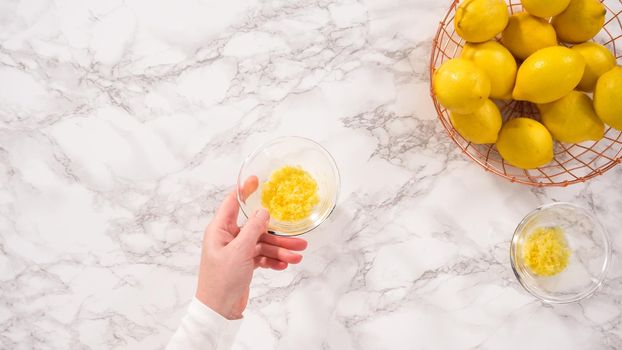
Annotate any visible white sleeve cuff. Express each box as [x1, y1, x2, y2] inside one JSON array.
[[166, 297, 242, 350]]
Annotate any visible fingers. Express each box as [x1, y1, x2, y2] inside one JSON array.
[[259, 234, 308, 251], [212, 176, 258, 233], [213, 190, 240, 230], [234, 208, 270, 247], [240, 176, 259, 202], [255, 242, 303, 264], [254, 256, 288, 270]]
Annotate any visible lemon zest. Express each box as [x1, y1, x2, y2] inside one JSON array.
[[261, 165, 319, 222], [523, 226, 571, 276]]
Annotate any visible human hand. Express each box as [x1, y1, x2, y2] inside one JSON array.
[[195, 176, 308, 320]]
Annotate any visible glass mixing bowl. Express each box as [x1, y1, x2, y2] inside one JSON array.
[[237, 136, 340, 236], [510, 202, 611, 303]]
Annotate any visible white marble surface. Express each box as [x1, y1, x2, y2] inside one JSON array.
[[1, 0, 621, 349]]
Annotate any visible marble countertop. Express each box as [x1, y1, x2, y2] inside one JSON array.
[[1, 0, 621, 349]]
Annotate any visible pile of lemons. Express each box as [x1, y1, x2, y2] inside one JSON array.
[[433, 0, 622, 169]]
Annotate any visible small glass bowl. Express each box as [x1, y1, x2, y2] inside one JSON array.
[[237, 136, 340, 236], [510, 202, 611, 303]]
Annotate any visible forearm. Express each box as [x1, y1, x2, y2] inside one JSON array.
[[166, 297, 242, 350]]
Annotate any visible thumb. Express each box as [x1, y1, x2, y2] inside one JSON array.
[[235, 208, 270, 247]]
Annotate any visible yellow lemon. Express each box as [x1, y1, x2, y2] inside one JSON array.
[[496, 118, 554, 169], [538, 91, 605, 143], [454, 0, 510, 43], [571, 42, 616, 92], [461, 41, 517, 99], [522, 0, 570, 18], [501, 12, 557, 60], [552, 0, 606, 43], [513, 46, 585, 104], [594, 66, 622, 130], [450, 99, 503, 144], [433, 58, 491, 114]]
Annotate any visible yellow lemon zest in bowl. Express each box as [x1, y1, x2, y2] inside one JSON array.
[[261, 165, 319, 222], [523, 226, 571, 277]]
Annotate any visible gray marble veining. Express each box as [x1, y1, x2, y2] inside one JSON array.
[[1, 0, 621, 349]]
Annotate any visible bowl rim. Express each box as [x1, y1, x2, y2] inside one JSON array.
[[236, 135, 341, 236], [510, 202, 612, 304]]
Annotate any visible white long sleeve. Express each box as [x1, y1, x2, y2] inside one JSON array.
[[166, 297, 242, 350]]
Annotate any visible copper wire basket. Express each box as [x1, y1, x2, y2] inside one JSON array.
[[430, 0, 622, 187]]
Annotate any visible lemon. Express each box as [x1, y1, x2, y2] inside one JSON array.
[[454, 0, 510, 43], [538, 91, 605, 143], [594, 66, 622, 130], [450, 99, 503, 144], [513, 46, 585, 104], [571, 42, 616, 92], [522, 0, 571, 17], [552, 0, 605, 43], [496, 118, 554, 169], [501, 12, 557, 60], [433, 58, 491, 114], [461, 41, 517, 99]]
